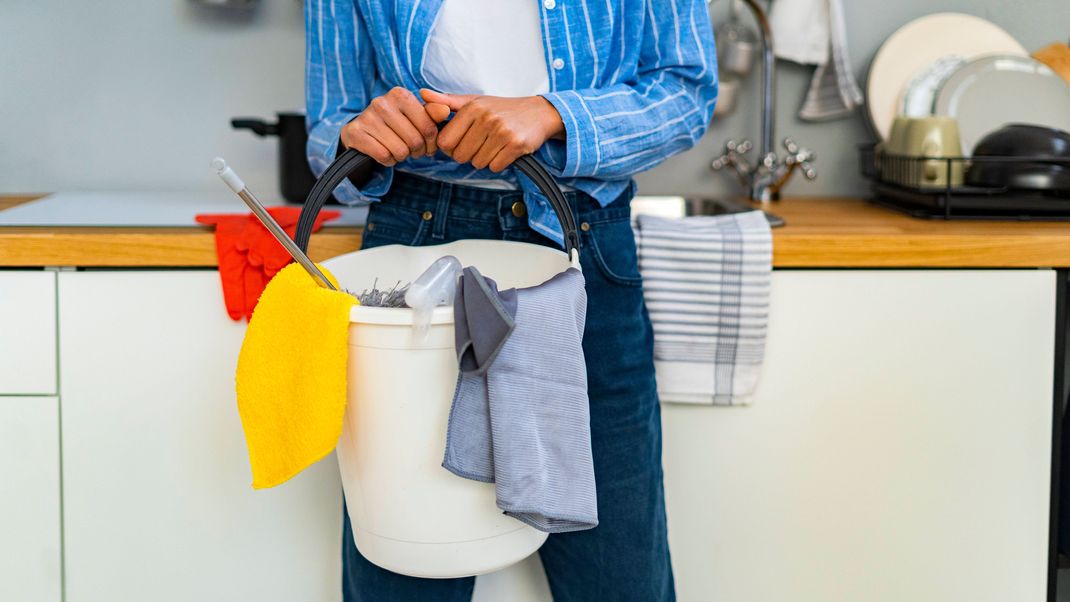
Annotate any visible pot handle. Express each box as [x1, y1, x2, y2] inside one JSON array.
[[293, 149, 581, 260], [231, 118, 279, 137]]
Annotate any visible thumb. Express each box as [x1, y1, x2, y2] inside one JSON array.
[[424, 102, 451, 123], [420, 88, 476, 111]]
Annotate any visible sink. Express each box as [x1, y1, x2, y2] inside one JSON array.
[[631, 196, 785, 227]]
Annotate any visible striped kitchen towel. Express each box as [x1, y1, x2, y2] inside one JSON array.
[[769, 0, 864, 121], [635, 210, 772, 406]]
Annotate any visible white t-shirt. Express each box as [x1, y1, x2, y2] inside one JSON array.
[[422, 0, 550, 98], [416, 0, 552, 189]]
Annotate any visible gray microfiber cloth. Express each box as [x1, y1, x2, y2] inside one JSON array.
[[443, 266, 597, 533]]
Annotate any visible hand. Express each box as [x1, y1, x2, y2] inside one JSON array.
[[420, 89, 564, 172], [341, 87, 451, 166]]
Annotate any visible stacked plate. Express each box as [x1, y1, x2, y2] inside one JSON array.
[[867, 13, 1070, 156]]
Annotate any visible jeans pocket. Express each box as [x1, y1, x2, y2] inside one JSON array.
[[361, 202, 430, 249], [582, 218, 643, 288]]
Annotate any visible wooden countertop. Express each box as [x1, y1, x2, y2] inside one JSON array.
[[4, 194, 1070, 268], [0, 195, 361, 268], [768, 199, 1070, 268]]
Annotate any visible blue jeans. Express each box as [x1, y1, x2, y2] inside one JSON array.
[[343, 172, 674, 601]]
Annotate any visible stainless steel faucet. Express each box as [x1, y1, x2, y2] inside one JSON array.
[[709, 0, 817, 202]]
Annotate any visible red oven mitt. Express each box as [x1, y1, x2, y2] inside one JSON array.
[[196, 207, 342, 321]]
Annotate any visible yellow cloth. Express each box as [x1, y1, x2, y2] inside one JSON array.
[[236, 262, 357, 489]]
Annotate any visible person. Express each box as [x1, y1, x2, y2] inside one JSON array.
[[305, 1, 717, 599]]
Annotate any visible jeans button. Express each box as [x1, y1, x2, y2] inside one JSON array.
[[580, 221, 591, 232], [511, 201, 527, 218], [422, 211, 433, 221]]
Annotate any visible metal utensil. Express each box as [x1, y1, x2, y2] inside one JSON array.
[[210, 157, 337, 291], [713, 75, 740, 116], [716, 0, 759, 77]]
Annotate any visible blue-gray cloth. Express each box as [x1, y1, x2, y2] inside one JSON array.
[[443, 266, 597, 533]]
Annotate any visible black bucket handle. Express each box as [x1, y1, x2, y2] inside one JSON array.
[[293, 149, 580, 260]]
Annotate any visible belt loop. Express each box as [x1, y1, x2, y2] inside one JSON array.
[[431, 180, 451, 240]]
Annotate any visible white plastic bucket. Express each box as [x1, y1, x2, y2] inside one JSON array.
[[322, 239, 573, 578]]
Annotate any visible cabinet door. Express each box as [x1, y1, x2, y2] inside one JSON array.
[[0, 271, 56, 394], [0, 396, 61, 602], [58, 271, 341, 602], [662, 270, 1055, 602]]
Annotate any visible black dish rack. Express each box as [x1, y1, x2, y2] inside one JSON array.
[[859, 144, 1070, 220]]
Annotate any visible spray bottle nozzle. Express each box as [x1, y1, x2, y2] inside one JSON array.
[[406, 255, 463, 337]]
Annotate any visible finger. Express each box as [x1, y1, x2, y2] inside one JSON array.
[[436, 107, 477, 154], [395, 93, 439, 156], [381, 105, 428, 157], [340, 118, 366, 150], [419, 89, 477, 111], [425, 102, 451, 124], [450, 126, 490, 165], [366, 90, 421, 155], [470, 135, 507, 170], [488, 146, 525, 173], [365, 122, 409, 164], [422, 103, 452, 155], [350, 130, 396, 166]]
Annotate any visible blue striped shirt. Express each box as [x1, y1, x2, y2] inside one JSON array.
[[306, 0, 718, 245]]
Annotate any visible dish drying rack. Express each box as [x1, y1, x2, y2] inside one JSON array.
[[858, 144, 1070, 220]]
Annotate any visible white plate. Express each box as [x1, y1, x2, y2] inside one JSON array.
[[866, 13, 1026, 141], [898, 55, 967, 117], [934, 55, 1070, 154]]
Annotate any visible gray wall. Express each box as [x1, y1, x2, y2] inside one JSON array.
[[1, 1, 305, 199], [2, 0, 1067, 200]]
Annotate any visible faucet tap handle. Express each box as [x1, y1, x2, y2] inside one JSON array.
[[760, 152, 778, 169], [782, 137, 815, 160], [711, 138, 756, 189], [710, 138, 753, 171], [710, 154, 732, 171], [732, 139, 753, 155], [783, 138, 817, 172], [779, 137, 818, 181]]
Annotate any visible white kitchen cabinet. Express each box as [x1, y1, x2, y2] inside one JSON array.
[[51, 268, 1058, 602], [58, 271, 342, 602], [662, 270, 1055, 602], [0, 271, 57, 394], [0, 396, 61, 602]]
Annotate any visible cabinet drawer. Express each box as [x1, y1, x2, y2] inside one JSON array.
[[60, 270, 341, 601], [662, 270, 1054, 601], [0, 271, 57, 394], [0, 396, 61, 602]]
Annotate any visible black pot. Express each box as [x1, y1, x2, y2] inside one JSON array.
[[966, 124, 1070, 196], [231, 112, 320, 203]]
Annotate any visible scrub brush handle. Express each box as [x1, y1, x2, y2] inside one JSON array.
[[211, 157, 337, 291]]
